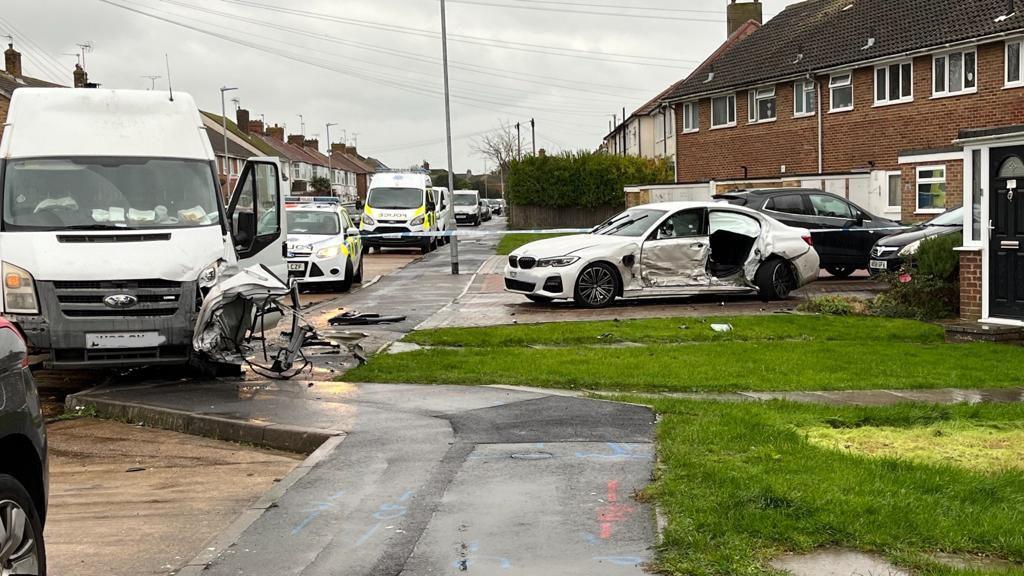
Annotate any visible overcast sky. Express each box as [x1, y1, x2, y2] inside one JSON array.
[[3, 0, 792, 172]]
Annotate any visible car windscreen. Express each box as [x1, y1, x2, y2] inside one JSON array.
[[367, 187, 423, 210], [286, 210, 341, 235], [592, 208, 666, 237], [926, 207, 964, 227], [2, 157, 220, 231], [454, 193, 477, 206]]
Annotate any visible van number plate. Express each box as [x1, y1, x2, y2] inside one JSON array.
[[86, 331, 163, 349]]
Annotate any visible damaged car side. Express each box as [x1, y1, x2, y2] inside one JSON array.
[[504, 202, 820, 308]]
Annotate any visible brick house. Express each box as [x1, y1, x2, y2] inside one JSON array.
[[662, 0, 1024, 325]]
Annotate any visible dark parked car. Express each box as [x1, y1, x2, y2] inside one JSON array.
[[0, 317, 47, 576], [868, 207, 963, 275], [715, 188, 903, 277]]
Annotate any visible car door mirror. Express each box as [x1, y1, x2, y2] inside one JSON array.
[[345, 226, 360, 237]]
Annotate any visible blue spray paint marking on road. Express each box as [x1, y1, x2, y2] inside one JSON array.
[[581, 531, 601, 546], [290, 490, 346, 536], [593, 555, 646, 566], [452, 542, 512, 570], [354, 489, 414, 546], [575, 442, 652, 461]]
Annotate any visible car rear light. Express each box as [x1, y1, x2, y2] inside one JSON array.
[[802, 235, 814, 247], [0, 317, 29, 367]]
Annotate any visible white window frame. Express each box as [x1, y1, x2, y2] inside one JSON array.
[[932, 49, 977, 98], [682, 102, 699, 133], [829, 72, 854, 112], [915, 164, 947, 214], [710, 94, 736, 129], [793, 79, 816, 117], [1006, 39, 1024, 88], [874, 61, 914, 106], [747, 86, 777, 123]]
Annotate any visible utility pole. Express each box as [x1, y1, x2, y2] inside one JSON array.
[[326, 122, 337, 196], [219, 86, 238, 181], [141, 75, 161, 90], [515, 122, 522, 160], [439, 0, 459, 275], [530, 118, 536, 156]]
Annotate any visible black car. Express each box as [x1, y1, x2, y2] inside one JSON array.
[[868, 207, 963, 275], [0, 317, 47, 575], [715, 188, 903, 277]]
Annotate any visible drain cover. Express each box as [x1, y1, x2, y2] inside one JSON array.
[[510, 452, 553, 460]]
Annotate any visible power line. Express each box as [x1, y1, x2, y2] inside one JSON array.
[[496, 0, 727, 14], [0, 16, 72, 82], [445, 0, 724, 22]]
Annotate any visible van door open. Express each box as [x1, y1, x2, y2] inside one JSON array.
[[227, 158, 287, 279]]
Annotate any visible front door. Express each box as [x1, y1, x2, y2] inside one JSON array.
[[989, 146, 1024, 320], [639, 208, 709, 288]]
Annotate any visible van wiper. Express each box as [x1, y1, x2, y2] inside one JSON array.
[[62, 224, 136, 230]]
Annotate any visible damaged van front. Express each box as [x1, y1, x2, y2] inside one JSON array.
[[0, 89, 288, 369]]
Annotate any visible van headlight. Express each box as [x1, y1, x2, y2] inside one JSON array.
[[410, 214, 425, 226], [316, 245, 342, 259], [361, 214, 376, 227], [2, 262, 39, 314], [536, 256, 580, 268], [898, 240, 922, 257], [198, 261, 224, 288]]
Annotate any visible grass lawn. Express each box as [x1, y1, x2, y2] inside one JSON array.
[[344, 315, 1024, 392], [635, 399, 1024, 575], [495, 232, 568, 255]]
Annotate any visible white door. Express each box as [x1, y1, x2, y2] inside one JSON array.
[[227, 158, 288, 280]]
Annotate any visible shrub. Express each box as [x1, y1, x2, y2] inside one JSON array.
[[799, 296, 861, 316], [311, 176, 331, 195], [913, 233, 960, 282], [870, 231, 961, 321], [506, 151, 674, 209]]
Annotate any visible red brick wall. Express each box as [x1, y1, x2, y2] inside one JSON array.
[[675, 40, 1024, 184], [959, 250, 983, 320], [0, 97, 9, 140], [899, 160, 964, 223]]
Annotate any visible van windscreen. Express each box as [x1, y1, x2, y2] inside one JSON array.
[[367, 187, 423, 210], [454, 193, 477, 206], [2, 157, 220, 231]]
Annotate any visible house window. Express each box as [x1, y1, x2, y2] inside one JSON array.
[[682, 102, 699, 133], [887, 172, 902, 209], [971, 150, 982, 242], [933, 50, 976, 96], [875, 62, 913, 104], [794, 80, 816, 116], [711, 94, 736, 128], [1007, 40, 1023, 87], [916, 165, 947, 212], [748, 86, 776, 122], [829, 73, 853, 111]]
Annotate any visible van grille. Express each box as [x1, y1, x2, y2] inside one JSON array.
[[52, 279, 184, 319]]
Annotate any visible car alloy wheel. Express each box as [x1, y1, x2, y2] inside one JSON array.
[[772, 262, 796, 299], [0, 499, 40, 576], [575, 264, 617, 308]]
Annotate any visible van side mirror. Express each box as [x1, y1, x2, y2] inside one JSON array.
[[235, 211, 257, 249]]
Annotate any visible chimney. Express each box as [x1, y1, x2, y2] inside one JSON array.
[[73, 63, 88, 88], [235, 108, 251, 133], [348, 146, 359, 157], [4, 43, 21, 77], [331, 142, 347, 154], [304, 138, 320, 152], [266, 124, 285, 140], [248, 120, 265, 135], [287, 134, 305, 147], [727, 0, 762, 36]]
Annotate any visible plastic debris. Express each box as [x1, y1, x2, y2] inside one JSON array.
[[710, 323, 733, 333]]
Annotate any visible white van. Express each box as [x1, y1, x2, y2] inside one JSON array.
[[433, 186, 452, 245], [453, 189, 482, 226], [360, 170, 438, 254], [0, 88, 288, 369]]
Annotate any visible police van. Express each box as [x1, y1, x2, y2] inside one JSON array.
[[360, 170, 438, 254], [285, 199, 363, 291]]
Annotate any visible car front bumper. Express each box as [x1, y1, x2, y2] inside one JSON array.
[[287, 254, 347, 284], [503, 262, 582, 299]]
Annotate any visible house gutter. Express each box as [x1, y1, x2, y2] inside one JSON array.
[[662, 29, 1024, 105]]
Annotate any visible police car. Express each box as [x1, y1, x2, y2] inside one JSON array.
[[285, 200, 364, 291]]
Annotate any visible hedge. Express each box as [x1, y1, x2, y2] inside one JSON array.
[[506, 151, 674, 209]]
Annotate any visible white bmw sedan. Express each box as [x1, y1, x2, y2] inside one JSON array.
[[504, 201, 820, 308]]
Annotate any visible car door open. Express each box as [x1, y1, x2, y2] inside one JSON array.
[[639, 208, 710, 288]]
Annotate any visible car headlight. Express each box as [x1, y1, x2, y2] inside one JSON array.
[[898, 240, 922, 257], [197, 260, 224, 288], [2, 262, 39, 314], [361, 214, 376, 227], [410, 214, 425, 227], [316, 245, 342, 259], [536, 256, 580, 268]]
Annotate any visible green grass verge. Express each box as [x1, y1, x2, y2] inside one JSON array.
[[632, 399, 1024, 575], [495, 233, 568, 255], [345, 316, 1024, 392]]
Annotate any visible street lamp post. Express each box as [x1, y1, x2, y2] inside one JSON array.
[[219, 86, 237, 184], [326, 122, 337, 196], [440, 0, 459, 275]]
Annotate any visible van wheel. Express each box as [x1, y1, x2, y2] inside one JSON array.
[[574, 263, 619, 308], [0, 474, 46, 576], [756, 258, 796, 301]]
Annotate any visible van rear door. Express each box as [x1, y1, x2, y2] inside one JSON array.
[[227, 157, 288, 279]]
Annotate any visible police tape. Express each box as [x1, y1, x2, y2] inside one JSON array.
[[356, 225, 913, 240]]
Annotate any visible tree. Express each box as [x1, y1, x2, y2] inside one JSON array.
[[311, 175, 331, 195], [471, 121, 521, 194]]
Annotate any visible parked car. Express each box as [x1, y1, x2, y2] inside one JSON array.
[[480, 200, 492, 222], [453, 190, 482, 226], [486, 199, 503, 216], [494, 199, 506, 215], [285, 202, 364, 291], [505, 201, 819, 308], [869, 207, 963, 275], [715, 188, 902, 277], [0, 317, 48, 575]]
